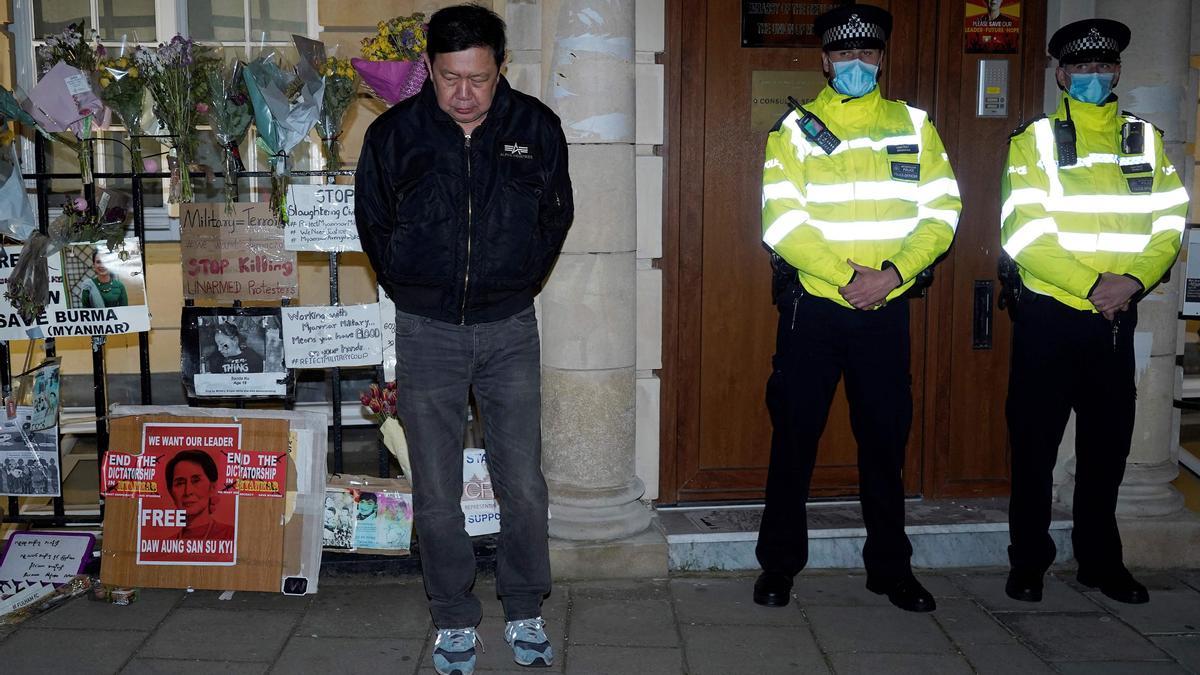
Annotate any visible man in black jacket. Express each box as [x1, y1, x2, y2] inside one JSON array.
[[355, 6, 573, 675]]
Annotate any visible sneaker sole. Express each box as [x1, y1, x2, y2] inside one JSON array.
[[514, 656, 552, 668]]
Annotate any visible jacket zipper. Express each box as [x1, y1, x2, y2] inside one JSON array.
[[460, 134, 473, 325]]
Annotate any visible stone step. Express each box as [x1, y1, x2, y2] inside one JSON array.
[[659, 498, 1073, 572]]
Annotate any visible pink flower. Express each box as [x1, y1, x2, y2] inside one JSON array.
[[143, 158, 159, 173], [195, 102, 209, 114], [369, 400, 382, 413], [72, 196, 87, 211]]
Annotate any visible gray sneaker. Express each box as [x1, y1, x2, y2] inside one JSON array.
[[504, 616, 553, 667], [433, 627, 478, 675]]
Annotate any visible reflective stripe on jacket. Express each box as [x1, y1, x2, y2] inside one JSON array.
[[761, 85, 961, 308], [1000, 93, 1189, 311]]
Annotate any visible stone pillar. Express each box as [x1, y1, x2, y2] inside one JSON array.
[[538, 0, 650, 541], [1058, 1, 1191, 519]]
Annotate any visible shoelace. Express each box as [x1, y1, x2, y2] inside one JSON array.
[[505, 617, 547, 644], [435, 627, 479, 653]]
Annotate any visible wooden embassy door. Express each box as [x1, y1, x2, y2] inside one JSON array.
[[660, 0, 1048, 503]]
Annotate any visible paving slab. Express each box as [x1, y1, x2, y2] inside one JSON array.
[[680, 623, 828, 674], [1152, 635, 1200, 672], [474, 580, 569, 627], [805, 606, 956, 654], [952, 573, 1096, 613], [564, 645, 683, 674], [1051, 661, 1187, 674], [1084, 587, 1200, 636], [0, 627, 147, 673], [567, 578, 671, 601], [670, 578, 807, 626], [31, 589, 183, 632], [273, 636, 425, 674], [122, 658, 270, 674], [139, 608, 298, 662], [295, 582, 431, 638], [955, 643, 1055, 675], [419, 613, 566, 672], [930, 598, 1018, 646], [178, 589, 312, 612], [567, 596, 678, 648], [1001, 613, 1168, 662], [792, 573, 893, 607], [826, 652, 974, 674]]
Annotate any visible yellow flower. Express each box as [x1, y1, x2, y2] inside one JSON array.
[[127, 66, 138, 78], [100, 76, 110, 87]]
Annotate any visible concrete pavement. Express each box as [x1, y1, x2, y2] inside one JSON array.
[[1, 568, 1199, 674]]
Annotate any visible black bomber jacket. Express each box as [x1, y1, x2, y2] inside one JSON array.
[[355, 77, 574, 325]]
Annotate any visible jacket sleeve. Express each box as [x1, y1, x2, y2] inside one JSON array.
[[1125, 128, 1189, 289], [532, 122, 574, 283], [1000, 129, 1099, 299], [761, 118, 854, 287], [354, 123, 393, 278], [887, 114, 960, 282]]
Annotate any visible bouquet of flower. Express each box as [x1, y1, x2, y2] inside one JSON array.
[[360, 381, 410, 477], [33, 24, 106, 184], [351, 14, 428, 106], [95, 42, 147, 175], [205, 60, 253, 211], [293, 36, 358, 169], [47, 194, 130, 255], [136, 35, 215, 203], [243, 50, 323, 219]]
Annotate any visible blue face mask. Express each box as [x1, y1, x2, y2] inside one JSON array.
[[1067, 72, 1115, 105], [831, 59, 879, 98]]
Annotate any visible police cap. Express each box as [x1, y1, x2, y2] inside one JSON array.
[[1048, 18, 1130, 64], [814, 4, 892, 52]]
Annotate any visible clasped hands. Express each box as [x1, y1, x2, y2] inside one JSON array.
[[1089, 272, 1141, 321], [839, 260, 902, 310]]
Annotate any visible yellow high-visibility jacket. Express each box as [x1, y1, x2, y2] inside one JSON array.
[[761, 85, 961, 308], [1001, 94, 1189, 311]]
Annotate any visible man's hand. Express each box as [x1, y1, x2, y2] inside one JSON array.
[[839, 260, 902, 310], [1089, 272, 1141, 317]]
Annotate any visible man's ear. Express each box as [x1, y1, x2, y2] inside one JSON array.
[[1055, 66, 1069, 91], [821, 52, 831, 78]]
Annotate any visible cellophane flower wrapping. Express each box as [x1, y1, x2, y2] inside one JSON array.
[[33, 24, 106, 185], [351, 14, 428, 106], [206, 60, 254, 212], [243, 50, 323, 220], [95, 38, 147, 177]]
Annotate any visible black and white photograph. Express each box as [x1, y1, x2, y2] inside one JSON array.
[[0, 407, 60, 497], [181, 306, 290, 398], [322, 489, 356, 550]]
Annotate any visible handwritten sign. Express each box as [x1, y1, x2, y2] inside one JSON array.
[[378, 286, 397, 381], [0, 531, 94, 587], [282, 304, 383, 368], [179, 202, 298, 302], [285, 185, 361, 252]]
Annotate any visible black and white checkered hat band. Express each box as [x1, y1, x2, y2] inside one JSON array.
[[1061, 34, 1119, 57], [822, 18, 886, 46]]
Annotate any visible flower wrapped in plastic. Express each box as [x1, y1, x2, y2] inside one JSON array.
[[351, 14, 428, 106], [33, 24, 106, 184], [294, 36, 358, 170], [243, 50, 323, 220], [0, 146, 38, 241], [205, 60, 253, 212], [136, 35, 216, 203], [95, 39, 147, 177], [360, 381, 410, 477]]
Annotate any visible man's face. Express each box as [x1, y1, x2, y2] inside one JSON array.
[[170, 459, 214, 521], [822, 48, 884, 77], [215, 332, 240, 358], [987, 0, 1003, 18], [1056, 61, 1121, 90], [425, 46, 501, 134]]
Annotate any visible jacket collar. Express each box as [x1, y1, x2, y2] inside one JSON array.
[[420, 74, 514, 131], [812, 83, 884, 121], [1054, 91, 1119, 129]]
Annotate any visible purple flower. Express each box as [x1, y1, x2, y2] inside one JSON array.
[[72, 196, 87, 211]]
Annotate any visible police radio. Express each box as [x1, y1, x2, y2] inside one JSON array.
[[787, 97, 841, 155], [1054, 99, 1078, 167], [1121, 121, 1144, 155]]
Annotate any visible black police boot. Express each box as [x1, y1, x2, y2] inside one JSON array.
[[1005, 568, 1044, 602], [1077, 567, 1149, 605], [752, 571, 793, 607], [866, 575, 936, 613]]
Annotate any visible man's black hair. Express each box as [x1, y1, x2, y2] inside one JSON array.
[[426, 4, 507, 67]]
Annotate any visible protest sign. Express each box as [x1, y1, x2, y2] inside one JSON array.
[[282, 304, 383, 368], [181, 307, 289, 398], [0, 407, 60, 497], [352, 491, 412, 551], [0, 241, 150, 340], [378, 286, 396, 381], [0, 532, 94, 588], [15, 359, 60, 431], [322, 489, 356, 550], [285, 184, 360, 252], [462, 448, 501, 536], [179, 202, 298, 302]]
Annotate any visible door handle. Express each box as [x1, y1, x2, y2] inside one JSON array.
[[973, 280, 993, 350]]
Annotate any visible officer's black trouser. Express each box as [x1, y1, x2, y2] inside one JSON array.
[[1006, 294, 1137, 576], [756, 293, 914, 584]]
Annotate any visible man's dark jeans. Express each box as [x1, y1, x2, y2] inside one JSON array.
[[395, 305, 551, 629]]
